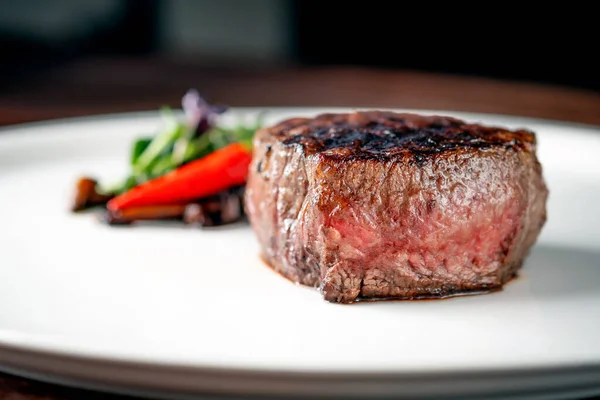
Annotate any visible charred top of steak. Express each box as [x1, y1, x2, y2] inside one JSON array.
[[264, 111, 536, 161]]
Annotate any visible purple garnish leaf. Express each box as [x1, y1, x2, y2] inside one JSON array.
[[182, 89, 228, 136]]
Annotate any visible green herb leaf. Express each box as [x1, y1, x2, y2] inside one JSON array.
[[183, 132, 213, 163], [130, 137, 153, 165], [148, 156, 177, 179], [132, 107, 184, 178]]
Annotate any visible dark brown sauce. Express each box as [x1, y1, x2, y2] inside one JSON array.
[[347, 272, 521, 305], [258, 254, 521, 305], [348, 285, 504, 305]]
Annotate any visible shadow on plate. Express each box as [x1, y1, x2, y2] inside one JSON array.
[[99, 218, 250, 232], [524, 244, 600, 299], [75, 207, 250, 232]]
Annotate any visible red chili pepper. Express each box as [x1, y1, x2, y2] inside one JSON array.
[[107, 143, 252, 212]]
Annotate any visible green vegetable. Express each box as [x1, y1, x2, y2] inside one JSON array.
[[209, 127, 234, 150], [96, 99, 265, 196], [183, 130, 213, 162], [130, 137, 153, 165], [132, 107, 183, 179], [171, 123, 195, 167]]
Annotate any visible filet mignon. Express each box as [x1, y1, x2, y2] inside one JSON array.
[[244, 111, 548, 303]]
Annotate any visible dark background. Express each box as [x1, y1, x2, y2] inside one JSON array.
[[0, 0, 597, 93]]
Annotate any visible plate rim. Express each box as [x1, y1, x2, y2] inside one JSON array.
[[1, 340, 600, 399]]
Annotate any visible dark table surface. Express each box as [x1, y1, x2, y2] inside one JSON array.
[[1, 57, 599, 399], [1, 57, 599, 127]]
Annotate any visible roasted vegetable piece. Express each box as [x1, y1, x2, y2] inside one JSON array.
[[72, 177, 115, 212], [107, 143, 252, 212], [105, 204, 188, 225], [104, 186, 245, 227], [184, 186, 245, 227]]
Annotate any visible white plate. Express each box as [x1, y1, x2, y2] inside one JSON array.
[[0, 108, 599, 400]]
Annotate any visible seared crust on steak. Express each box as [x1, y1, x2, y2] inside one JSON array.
[[270, 112, 536, 158], [245, 111, 548, 303]]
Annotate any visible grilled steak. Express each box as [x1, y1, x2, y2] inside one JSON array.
[[244, 111, 549, 303]]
